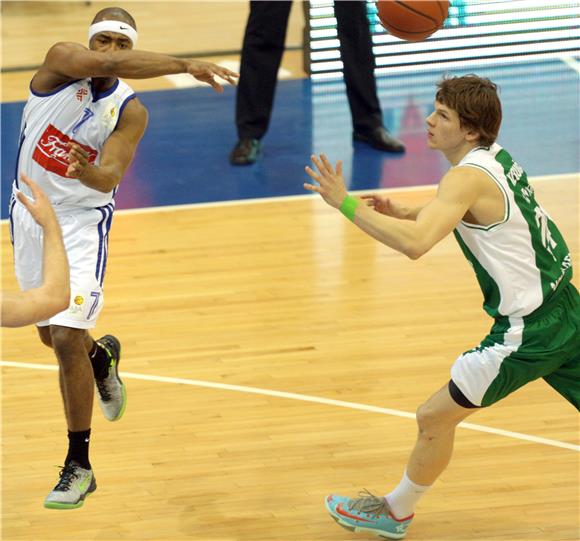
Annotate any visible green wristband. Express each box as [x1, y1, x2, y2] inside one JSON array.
[[339, 195, 359, 222]]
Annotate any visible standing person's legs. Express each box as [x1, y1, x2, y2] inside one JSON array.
[[334, 0, 382, 133], [334, 1, 405, 153], [235, 0, 293, 141]]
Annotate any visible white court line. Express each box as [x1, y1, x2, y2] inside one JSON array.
[[1, 173, 577, 224], [1, 360, 578, 453], [89, 172, 580, 217], [559, 55, 580, 75]]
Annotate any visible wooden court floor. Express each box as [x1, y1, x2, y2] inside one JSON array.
[[1, 179, 578, 541], [2, 2, 579, 540]]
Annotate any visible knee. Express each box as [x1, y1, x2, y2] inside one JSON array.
[[415, 400, 464, 439], [415, 401, 440, 435], [50, 326, 87, 364]]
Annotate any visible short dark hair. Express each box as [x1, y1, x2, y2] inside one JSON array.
[[92, 7, 136, 30], [436, 75, 502, 147]]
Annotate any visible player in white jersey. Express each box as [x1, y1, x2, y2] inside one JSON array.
[[9, 6, 238, 510], [304, 75, 579, 539]]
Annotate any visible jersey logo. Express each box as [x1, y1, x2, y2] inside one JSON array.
[[533, 205, 558, 261], [76, 87, 88, 102], [32, 124, 98, 178]]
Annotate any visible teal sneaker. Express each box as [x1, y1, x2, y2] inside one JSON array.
[[325, 491, 414, 539], [44, 462, 96, 509], [95, 335, 126, 421]]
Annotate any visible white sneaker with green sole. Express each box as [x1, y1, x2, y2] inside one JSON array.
[[95, 335, 127, 421], [44, 462, 96, 510]]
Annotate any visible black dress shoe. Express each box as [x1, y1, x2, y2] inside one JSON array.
[[230, 138, 261, 165], [353, 126, 406, 153]]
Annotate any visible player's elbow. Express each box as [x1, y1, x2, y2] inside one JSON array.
[[89, 51, 122, 77], [94, 172, 121, 193], [402, 241, 429, 260], [404, 247, 422, 260], [39, 287, 69, 318], [95, 182, 116, 193]]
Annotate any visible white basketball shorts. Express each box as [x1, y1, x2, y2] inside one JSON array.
[[9, 196, 114, 329]]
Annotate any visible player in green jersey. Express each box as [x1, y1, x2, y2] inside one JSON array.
[[304, 74, 579, 539]]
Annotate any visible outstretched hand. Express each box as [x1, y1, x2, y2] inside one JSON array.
[[187, 60, 239, 93], [16, 174, 59, 229], [304, 153, 348, 209]]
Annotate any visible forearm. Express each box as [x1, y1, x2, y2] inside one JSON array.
[[42, 223, 70, 307], [1, 287, 68, 327], [353, 202, 423, 259], [103, 50, 188, 79], [77, 164, 120, 193]]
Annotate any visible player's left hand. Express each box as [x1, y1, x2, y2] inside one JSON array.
[[304, 153, 348, 209], [186, 60, 239, 93], [66, 143, 90, 179]]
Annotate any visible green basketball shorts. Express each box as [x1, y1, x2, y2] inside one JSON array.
[[450, 283, 580, 408]]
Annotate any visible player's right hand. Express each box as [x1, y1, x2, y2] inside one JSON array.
[[66, 143, 90, 179], [186, 60, 239, 93]]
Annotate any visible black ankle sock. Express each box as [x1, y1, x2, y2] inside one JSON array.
[[89, 340, 109, 379], [65, 429, 91, 470]]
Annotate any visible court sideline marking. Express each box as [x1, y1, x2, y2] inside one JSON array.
[[1, 173, 577, 225], [1, 360, 578, 453]]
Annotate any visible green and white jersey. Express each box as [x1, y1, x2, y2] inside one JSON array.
[[453, 143, 573, 318]]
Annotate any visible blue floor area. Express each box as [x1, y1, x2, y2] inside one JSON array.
[[2, 58, 578, 219]]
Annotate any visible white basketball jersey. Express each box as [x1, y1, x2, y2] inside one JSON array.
[[454, 144, 572, 318], [12, 78, 136, 209]]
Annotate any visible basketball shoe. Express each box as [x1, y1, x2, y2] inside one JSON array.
[[325, 490, 414, 539], [95, 335, 126, 421], [44, 462, 96, 509]]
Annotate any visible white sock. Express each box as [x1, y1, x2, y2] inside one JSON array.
[[385, 471, 431, 520]]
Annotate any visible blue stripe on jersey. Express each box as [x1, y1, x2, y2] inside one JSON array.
[[8, 196, 17, 246], [13, 124, 27, 189], [114, 94, 137, 131], [29, 78, 82, 98]]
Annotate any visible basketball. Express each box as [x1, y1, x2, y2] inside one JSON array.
[[376, 1, 449, 42]]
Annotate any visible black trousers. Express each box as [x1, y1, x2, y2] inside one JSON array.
[[235, 1, 383, 140]]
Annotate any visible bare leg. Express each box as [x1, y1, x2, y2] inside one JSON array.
[[38, 324, 95, 353], [407, 383, 476, 486], [38, 326, 69, 417], [49, 325, 94, 431], [37, 326, 95, 424]]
